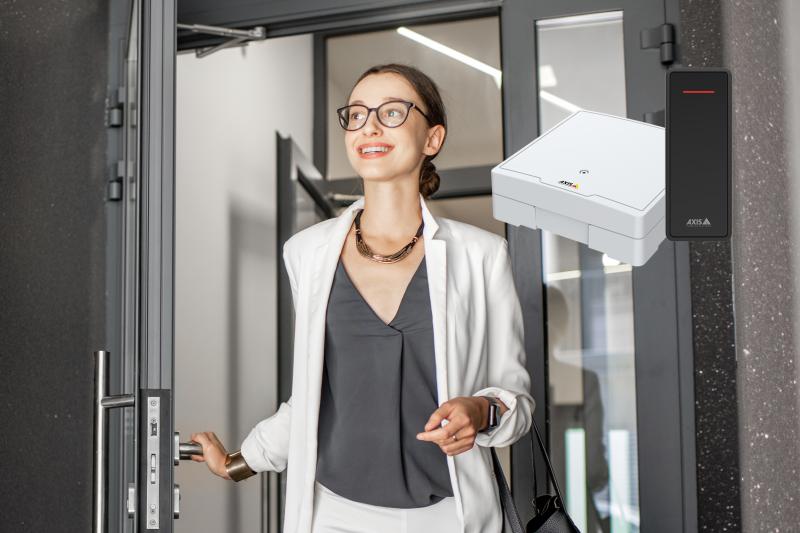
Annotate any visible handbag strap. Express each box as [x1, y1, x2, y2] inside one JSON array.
[[529, 418, 566, 503], [491, 418, 567, 528]]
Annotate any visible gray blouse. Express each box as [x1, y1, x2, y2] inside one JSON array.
[[315, 255, 454, 508]]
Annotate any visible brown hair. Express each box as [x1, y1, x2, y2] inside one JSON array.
[[347, 63, 447, 198]]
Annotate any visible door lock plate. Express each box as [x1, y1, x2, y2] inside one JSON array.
[[146, 396, 160, 529]]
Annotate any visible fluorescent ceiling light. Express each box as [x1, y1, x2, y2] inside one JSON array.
[[396, 26, 502, 88], [396, 27, 581, 115]]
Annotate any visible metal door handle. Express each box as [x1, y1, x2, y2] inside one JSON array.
[[173, 433, 204, 464], [93, 350, 135, 533], [180, 441, 203, 458]]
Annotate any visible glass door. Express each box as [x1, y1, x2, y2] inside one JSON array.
[[501, 1, 695, 532]]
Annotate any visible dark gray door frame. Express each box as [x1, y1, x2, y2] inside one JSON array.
[[105, 0, 139, 531], [105, 0, 179, 531], [177, 0, 501, 50], [500, 0, 698, 531], [137, 0, 178, 531]]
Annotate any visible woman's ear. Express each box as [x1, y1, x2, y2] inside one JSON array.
[[423, 124, 446, 157]]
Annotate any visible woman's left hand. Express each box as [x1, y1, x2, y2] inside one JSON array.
[[416, 396, 488, 456]]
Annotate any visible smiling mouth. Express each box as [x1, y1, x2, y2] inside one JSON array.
[[359, 146, 393, 154]]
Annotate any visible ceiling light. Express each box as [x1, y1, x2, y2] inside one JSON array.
[[397, 26, 502, 88]]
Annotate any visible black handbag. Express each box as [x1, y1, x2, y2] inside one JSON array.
[[490, 419, 582, 533]]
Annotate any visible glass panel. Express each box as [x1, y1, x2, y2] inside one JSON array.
[[536, 11, 640, 533], [326, 16, 502, 179]]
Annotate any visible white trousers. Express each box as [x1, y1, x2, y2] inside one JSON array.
[[310, 481, 462, 533]]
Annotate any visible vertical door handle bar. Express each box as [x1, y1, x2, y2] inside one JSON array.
[[94, 350, 136, 533]]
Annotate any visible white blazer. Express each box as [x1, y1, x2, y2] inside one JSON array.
[[241, 193, 535, 533]]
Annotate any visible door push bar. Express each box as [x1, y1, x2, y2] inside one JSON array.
[[93, 350, 135, 533]]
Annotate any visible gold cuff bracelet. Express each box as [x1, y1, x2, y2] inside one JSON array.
[[225, 450, 256, 482]]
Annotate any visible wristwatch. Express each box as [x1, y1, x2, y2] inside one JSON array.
[[480, 396, 502, 433], [225, 450, 257, 482]]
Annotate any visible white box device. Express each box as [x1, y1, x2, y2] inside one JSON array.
[[491, 110, 665, 266]]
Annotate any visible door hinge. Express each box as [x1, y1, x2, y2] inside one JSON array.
[[105, 86, 125, 128], [643, 109, 665, 126], [640, 23, 675, 65], [106, 160, 125, 201]]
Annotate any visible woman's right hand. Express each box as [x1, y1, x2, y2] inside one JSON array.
[[191, 431, 232, 480]]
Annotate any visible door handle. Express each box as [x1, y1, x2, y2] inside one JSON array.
[[173, 432, 204, 465], [93, 350, 135, 533]]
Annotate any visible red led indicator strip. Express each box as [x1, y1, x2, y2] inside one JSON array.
[[682, 90, 716, 94]]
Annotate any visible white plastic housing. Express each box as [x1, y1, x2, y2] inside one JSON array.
[[491, 110, 665, 266]]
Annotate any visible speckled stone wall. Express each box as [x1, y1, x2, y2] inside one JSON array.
[[679, 0, 800, 531], [720, 0, 800, 531], [0, 1, 108, 531], [676, 1, 742, 531]]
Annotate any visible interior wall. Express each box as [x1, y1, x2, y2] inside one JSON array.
[[174, 34, 313, 533]]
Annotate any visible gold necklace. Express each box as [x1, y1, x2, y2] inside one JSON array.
[[354, 209, 424, 264]]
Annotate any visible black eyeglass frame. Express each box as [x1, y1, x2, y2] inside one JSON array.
[[335, 100, 432, 131]]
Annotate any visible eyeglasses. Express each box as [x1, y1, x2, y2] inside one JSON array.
[[336, 100, 432, 131]]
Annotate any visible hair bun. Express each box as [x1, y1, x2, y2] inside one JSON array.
[[420, 158, 440, 198]]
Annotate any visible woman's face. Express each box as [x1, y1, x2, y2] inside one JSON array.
[[343, 72, 445, 185]]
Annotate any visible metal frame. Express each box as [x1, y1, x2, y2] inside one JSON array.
[[105, 0, 139, 531], [177, 0, 502, 50], [138, 0, 177, 530], [140, 0, 176, 391]]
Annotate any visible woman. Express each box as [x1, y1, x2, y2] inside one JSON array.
[[191, 63, 534, 533]]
